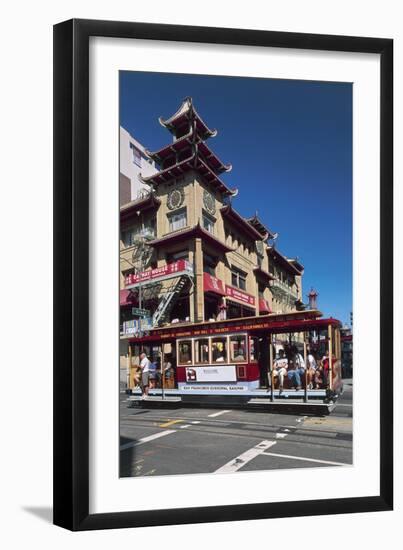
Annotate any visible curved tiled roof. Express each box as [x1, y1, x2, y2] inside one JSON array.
[[158, 97, 217, 139]]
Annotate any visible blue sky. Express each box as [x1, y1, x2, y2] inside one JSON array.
[[120, 71, 352, 326]]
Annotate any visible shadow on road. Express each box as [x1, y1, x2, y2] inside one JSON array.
[[120, 436, 139, 477]]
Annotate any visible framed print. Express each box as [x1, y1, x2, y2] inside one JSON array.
[[53, 19, 393, 531]]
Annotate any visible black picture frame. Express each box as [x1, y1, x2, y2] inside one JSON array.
[[53, 18, 393, 531]]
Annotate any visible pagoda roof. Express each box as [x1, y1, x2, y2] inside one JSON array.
[[146, 129, 232, 175], [221, 204, 265, 241], [198, 140, 232, 174], [159, 97, 217, 139], [267, 246, 304, 275], [139, 152, 236, 196], [148, 222, 234, 254], [120, 192, 161, 223], [246, 214, 274, 239]]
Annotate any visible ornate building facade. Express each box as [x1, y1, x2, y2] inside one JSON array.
[[119, 98, 305, 344]]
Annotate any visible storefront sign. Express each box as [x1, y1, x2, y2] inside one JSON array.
[[185, 365, 237, 382], [125, 260, 193, 288], [225, 285, 256, 306]]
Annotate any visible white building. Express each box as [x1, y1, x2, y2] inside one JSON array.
[[119, 126, 158, 205]]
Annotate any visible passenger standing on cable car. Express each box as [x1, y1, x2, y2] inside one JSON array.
[[287, 345, 306, 390], [306, 348, 318, 389], [320, 352, 332, 388], [139, 351, 151, 399]]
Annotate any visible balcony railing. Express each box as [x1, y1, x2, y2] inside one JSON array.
[[270, 278, 299, 300]]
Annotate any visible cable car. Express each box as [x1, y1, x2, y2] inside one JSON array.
[[126, 310, 343, 412]]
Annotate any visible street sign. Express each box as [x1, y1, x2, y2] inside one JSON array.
[[131, 307, 150, 317]]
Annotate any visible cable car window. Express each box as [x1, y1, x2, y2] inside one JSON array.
[[194, 339, 209, 364], [249, 337, 259, 362], [178, 340, 193, 364], [230, 335, 247, 362], [212, 337, 227, 363]]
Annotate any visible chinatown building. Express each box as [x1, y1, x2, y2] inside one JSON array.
[[119, 98, 305, 363]]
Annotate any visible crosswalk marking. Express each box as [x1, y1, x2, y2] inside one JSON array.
[[214, 440, 277, 473], [120, 429, 176, 451], [208, 410, 231, 418], [261, 451, 350, 467]]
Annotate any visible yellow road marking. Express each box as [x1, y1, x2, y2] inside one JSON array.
[[159, 419, 183, 428]]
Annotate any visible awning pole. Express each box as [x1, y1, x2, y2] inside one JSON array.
[[161, 347, 165, 400], [328, 324, 333, 390], [128, 344, 133, 390], [303, 333, 308, 403], [269, 334, 274, 402]]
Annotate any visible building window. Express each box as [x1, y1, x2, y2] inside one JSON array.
[[202, 212, 215, 234], [249, 337, 259, 362], [231, 266, 247, 290], [130, 143, 142, 167], [121, 217, 156, 247], [166, 249, 189, 263], [203, 252, 216, 276], [168, 209, 187, 232]]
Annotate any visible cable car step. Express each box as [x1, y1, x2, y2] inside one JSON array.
[[247, 398, 336, 413], [128, 395, 182, 403]]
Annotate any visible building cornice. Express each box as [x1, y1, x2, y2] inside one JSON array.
[[267, 246, 304, 275], [253, 266, 275, 284], [120, 193, 161, 222], [221, 204, 265, 242], [147, 222, 235, 254]]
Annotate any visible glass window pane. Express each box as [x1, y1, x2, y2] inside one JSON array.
[[250, 337, 259, 361], [178, 340, 192, 364], [195, 339, 209, 364], [212, 337, 227, 362], [230, 335, 247, 362]]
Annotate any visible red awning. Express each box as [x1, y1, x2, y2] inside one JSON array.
[[203, 272, 226, 296], [120, 289, 137, 306], [259, 298, 271, 313]]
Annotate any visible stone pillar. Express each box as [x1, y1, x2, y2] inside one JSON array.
[[194, 238, 204, 322], [188, 248, 195, 322]]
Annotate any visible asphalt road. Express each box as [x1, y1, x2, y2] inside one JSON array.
[[120, 382, 353, 478]]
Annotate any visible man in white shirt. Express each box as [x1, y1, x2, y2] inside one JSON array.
[[139, 352, 151, 398]]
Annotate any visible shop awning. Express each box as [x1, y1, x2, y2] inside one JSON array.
[[259, 298, 271, 313], [203, 272, 226, 296], [120, 289, 137, 306]]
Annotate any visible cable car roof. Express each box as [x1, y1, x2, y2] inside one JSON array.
[[128, 311, 341, 343]]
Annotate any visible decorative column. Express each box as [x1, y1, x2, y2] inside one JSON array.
[[194, 237, 204, 322], [188, 248, 195, 322]]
